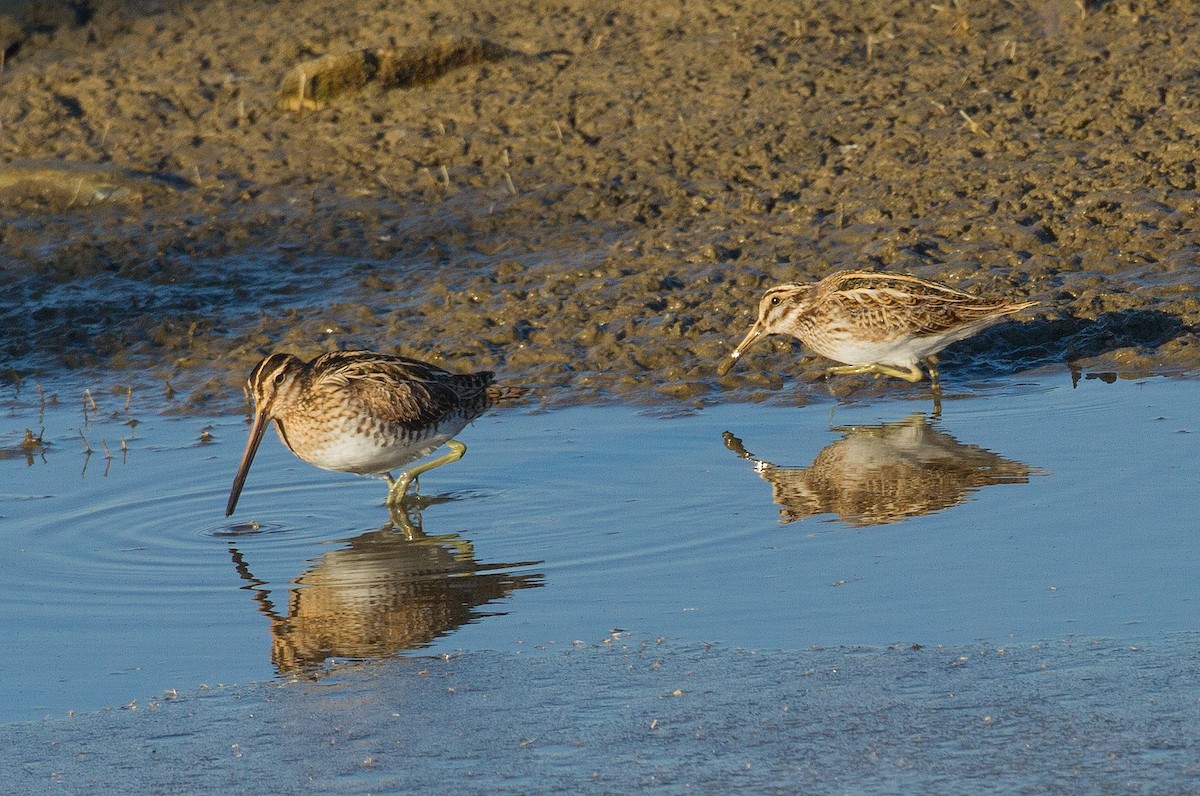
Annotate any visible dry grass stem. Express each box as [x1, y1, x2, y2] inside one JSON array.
[[66, 177, 84, 208], [958, 109, 990, 137]]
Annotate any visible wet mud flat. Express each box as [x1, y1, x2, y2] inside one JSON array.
[[7, 636, 1200, 793], [1, 0, 1200, 408]]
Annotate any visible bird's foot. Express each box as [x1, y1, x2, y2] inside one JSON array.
[[827, 363, 925, 383]]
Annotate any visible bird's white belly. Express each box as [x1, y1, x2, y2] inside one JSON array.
[[277, 420, 463, 476], [828, 316, 1006, 366], [820, 336, 932, 368]]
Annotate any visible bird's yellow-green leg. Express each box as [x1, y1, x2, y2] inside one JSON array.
[[827, 363, 925, 382], [925, 355, 942, 394], [385, 439, 468, 506]]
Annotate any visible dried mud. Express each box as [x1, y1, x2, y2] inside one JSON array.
[[1, 0, 1199, 409]]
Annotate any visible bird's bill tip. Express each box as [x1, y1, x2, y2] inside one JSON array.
[[719, 326, 765, 376], [716, 352, 740, 377]]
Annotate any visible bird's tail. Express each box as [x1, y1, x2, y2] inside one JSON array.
[[1002, 299, 1039, 315]]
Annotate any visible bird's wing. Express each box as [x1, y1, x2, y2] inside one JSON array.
[[312, 351, 489, 429], [835, 285, 1017, 336]]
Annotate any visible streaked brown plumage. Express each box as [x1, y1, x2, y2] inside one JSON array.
[[717, 271, 1038, 389], [226, 350, 523, 515]]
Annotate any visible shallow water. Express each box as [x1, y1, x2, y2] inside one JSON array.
[[2, 372, 1196, 724], [8, 636, 1199, 793]]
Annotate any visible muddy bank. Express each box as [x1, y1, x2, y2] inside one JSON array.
[[1, 0, 1198, 409]]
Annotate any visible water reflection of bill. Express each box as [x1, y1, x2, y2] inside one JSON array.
[[230, 505, 543, 673], [724, 414, 1038, 528]]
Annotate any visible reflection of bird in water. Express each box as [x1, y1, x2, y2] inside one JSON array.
[[226, 350, 524, 516], [229, 503, 542, 673], [724, 414, 1037, 527]]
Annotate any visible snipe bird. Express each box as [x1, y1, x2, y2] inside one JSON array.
[[226, 350, 523, 515], [717, 271, 1037, 391]]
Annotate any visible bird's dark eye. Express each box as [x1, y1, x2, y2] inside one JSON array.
[[769, 296, 781, 306], [274, 372, 286, 385]]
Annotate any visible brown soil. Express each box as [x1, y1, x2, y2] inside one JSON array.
[[2, 0, 1198, 410]]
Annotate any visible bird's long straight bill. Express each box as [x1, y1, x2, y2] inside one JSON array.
[[226, 410, 269, 516], [716, 324, 765, 376]]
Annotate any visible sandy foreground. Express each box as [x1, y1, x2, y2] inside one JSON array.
[[1, 0, 1198, 406]]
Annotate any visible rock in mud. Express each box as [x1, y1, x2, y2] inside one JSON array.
[[277, 37, 515, 111]]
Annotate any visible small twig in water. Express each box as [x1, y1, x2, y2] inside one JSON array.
[[20, 428, 44, 455], [66, 178, 85, 209], [958, 108, 990, 137]]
